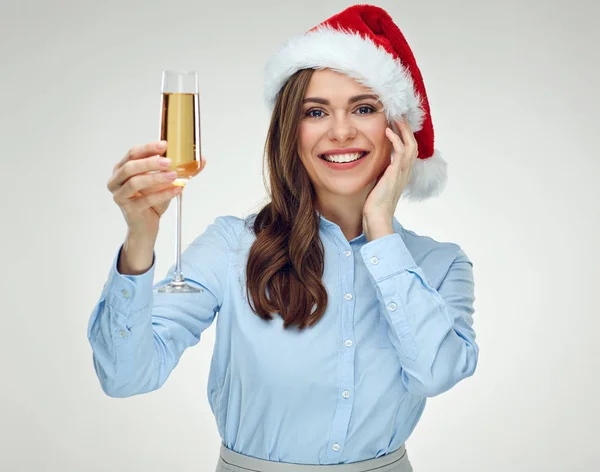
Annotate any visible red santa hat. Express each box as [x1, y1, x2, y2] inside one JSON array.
[[264, 4, 447, 201]]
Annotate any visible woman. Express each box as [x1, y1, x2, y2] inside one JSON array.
[[88, 5, 478, 471]]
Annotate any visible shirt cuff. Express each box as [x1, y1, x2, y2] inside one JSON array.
[[359, 233, 418, 281], [102, 243, 157, 314]]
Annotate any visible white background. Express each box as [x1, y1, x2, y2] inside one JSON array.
[[1, 0, 598, 471]]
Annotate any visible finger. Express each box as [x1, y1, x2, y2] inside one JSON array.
[[113, 170, 177, 203], [385, 127, 405, 168], [395, 119, 417, 181], [113, 141, 167, 174], [108, 154, 171, 193], [395, 118, 418, 158], [131, 181, 177, 198]]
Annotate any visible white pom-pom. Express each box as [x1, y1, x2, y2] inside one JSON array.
[[403, 149, 448, 201]]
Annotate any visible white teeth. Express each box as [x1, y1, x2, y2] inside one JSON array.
[[321, 152, 365, 163]]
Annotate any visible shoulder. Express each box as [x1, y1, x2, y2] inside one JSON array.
[[191, 214, 251, 249], [400, 225, 468, 260], [398, 225, 473, 287], [212, 214, 251, 238]]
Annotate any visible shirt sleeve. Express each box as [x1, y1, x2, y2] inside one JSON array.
[[86, 216, 234, 398], [360, 233, 478, 397]]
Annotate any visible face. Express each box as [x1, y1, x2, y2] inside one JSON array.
[[297, 68, 392, 202]]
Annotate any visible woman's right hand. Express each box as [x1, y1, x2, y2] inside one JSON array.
[[107, 141, 206, 237]]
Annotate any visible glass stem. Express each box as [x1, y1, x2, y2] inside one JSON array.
[[174, 190, 184, 283]]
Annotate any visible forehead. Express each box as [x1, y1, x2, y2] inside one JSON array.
[[304, 68, 375, 99]]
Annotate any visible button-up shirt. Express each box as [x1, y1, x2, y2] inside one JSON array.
[[87, 213, 478, 464]]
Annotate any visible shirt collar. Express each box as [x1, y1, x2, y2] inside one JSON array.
[[317, 211, 403, 246]]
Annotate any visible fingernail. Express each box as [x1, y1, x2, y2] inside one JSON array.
[[158, 140, 167, 147], [159, 157, 171, 167]]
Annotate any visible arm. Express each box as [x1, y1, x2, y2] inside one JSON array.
[[86, 216, 233, 398], [360, 233, 478, 397]]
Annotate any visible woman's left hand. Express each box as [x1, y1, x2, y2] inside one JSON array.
[[362, 117, 418, 240]]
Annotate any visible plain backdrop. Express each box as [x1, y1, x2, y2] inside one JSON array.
[[1, 0, 599, 471]]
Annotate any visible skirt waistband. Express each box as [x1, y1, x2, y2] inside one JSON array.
[[219, 443, 408, 472]]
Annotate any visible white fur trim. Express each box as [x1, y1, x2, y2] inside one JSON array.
[[403, 149, 448, 201], [264, 25, 425, 131]]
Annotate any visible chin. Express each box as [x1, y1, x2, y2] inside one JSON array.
[[322, 179, 372, 197]]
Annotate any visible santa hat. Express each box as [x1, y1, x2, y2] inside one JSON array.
[[264, 4, 447, 201]]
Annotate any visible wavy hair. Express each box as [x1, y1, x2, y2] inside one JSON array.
[[245, 68, 327, 330]]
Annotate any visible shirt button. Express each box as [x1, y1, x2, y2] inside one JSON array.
[[344, 340, 353, 347], [342, 390, 350, 399], [344, 293, 353, 301], [118, 329, 128, 338], [332, 444, 341, 452], [121, 289, 130, 299], [343, 250, 351, 257], [370, 256, 379, 265], [388, 302, 397, 311]]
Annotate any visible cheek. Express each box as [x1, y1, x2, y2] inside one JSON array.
[[381, 137, 392, 155], [358, 113, 387, 138], [362, 120, 391, 155], [366, 121, 393, 174], [297, 123, 319, 155]]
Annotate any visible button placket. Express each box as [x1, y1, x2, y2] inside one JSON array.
[[325, 243, 356, 462]]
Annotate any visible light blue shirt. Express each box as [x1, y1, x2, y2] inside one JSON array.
[[87, 213, 478, 465]]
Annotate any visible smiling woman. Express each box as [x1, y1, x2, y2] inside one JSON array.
[[88, 4, 478, 472]]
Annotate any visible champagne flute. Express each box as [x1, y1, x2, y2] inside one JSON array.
[[154, 70, 203, 293]]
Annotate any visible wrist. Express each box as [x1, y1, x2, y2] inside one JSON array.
[[126, 228, 158, 246], [362, 214, 394, 241], [119, 232, 157, 275]]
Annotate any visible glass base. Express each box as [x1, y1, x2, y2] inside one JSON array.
[[154, 280, 203, 293]]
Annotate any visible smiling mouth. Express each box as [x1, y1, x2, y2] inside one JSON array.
[[318, 151, 369, 163]]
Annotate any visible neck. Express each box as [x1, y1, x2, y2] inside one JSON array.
[[315, 189, 371, 241]]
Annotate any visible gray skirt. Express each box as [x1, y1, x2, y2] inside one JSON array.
[[216, 443, 413, 472]]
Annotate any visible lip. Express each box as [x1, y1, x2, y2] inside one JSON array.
[[318, 151, 370, 170], [319, 147, 369, 157]]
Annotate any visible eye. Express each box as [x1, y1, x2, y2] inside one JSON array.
[[305, 108, 326, 118], [355, 105, 376, 115]]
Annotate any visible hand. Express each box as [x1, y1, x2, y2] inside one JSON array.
[[362, 117, 418, 239], [107, 141, 207, 237]]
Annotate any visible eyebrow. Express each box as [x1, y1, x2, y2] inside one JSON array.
[[302, 94, 380, 105]]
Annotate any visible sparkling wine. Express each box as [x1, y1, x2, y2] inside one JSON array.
[[160, 92, 201, 186], [153, 70, 203, 294]]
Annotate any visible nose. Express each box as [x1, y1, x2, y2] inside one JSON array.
[[327, 114, 357, 142]]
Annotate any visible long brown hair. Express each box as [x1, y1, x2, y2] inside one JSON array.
[[245, 68, 327, 330]]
